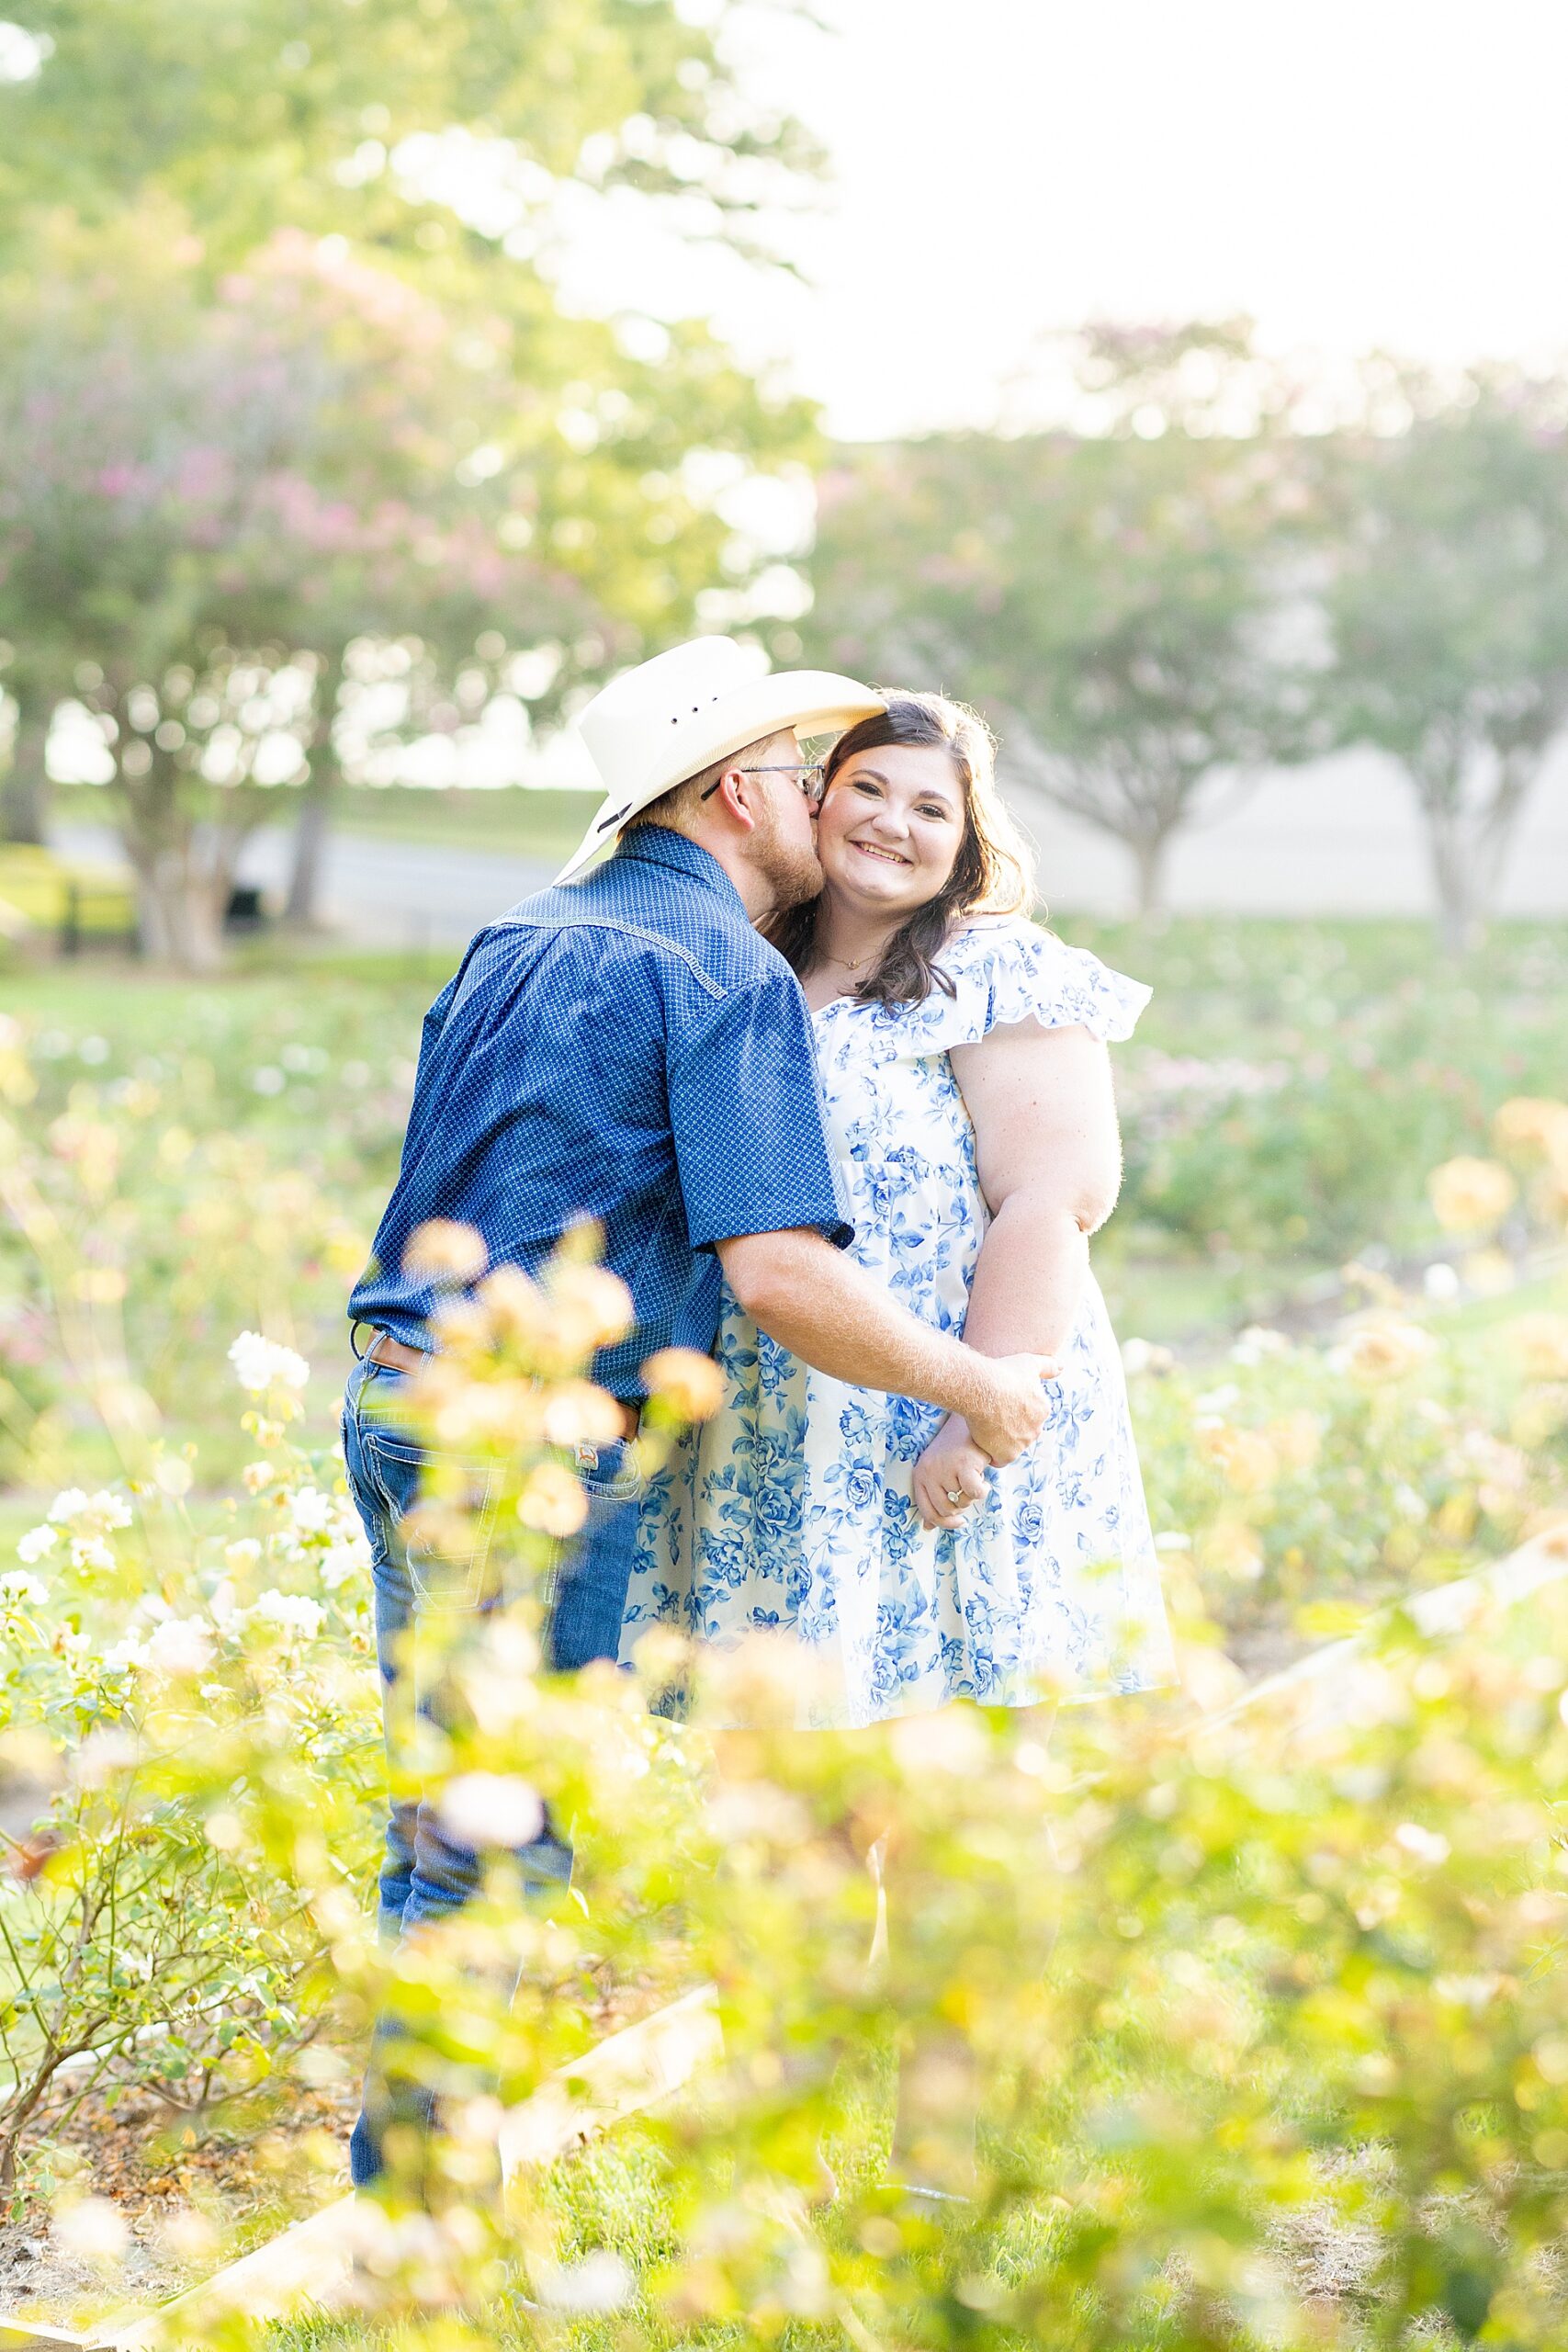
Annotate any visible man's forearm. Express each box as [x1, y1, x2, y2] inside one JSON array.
[[719, 1231, 996, 1419]]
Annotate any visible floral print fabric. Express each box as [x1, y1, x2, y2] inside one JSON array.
[[622, 918, 1176, 1727]]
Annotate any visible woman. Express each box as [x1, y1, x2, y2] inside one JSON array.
[[621, 692, 1174, 1726]]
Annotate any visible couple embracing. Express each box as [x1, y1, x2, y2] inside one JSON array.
[[341, 636, 1174, 2186]]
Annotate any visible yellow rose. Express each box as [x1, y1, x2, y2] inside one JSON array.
[[545, 1262, 635, 1351], [517, 1461, 589, 1539], [475, 1265, 551, 1349], [1460, 1248, 1514, 1298], [640, 1347, 726, 1424], [1266, 1410, 1323, 1472], [1509, 1313, 1568, 1382], [1200, 1521, 1264, 1582], [402, 1218, 488, 1283], [1493, 1097, 1568, 1170], [538, 1379, 628, 1447], [1335, 1318, 1435, 1384], [1196, 1423, 1280, 1494], [1427, 1157, 1516, 1235]]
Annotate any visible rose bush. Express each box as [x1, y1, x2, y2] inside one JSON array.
[[0, 952, 1566, 2345]]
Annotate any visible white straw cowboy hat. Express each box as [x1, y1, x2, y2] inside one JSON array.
[[555, 635, 885, 885]]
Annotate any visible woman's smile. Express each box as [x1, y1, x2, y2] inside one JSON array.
[[848, 837, 913, 867]]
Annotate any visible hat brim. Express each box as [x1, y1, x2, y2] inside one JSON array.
[[552, 668, 885, 886]]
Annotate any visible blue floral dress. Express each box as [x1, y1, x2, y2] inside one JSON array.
[[621, 918, 1175, 1728]]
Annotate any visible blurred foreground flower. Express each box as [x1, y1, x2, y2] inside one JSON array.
[[1427, 1155, 1516, 1234], [404, 1216, 489, 1284], [516, 1460, 589, 1538], [1493, 1094, 1568, 1170], [142, 1615, 215, 1678], [228, 1330, 310, 1395], [641, 1346, 726, 1423], [1330, 1317, 1436, 1384], [435, 1771, 545, 1850], [51, 2196, 129, 2265], [1511, 1313, 1568, 1381], [1196, 1423, 1280, 1494]]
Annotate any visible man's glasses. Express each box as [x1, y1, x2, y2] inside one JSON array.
[[700, 763, 827, 809]]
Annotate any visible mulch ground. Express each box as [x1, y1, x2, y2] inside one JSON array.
[[0, 2079, 357, 2329]]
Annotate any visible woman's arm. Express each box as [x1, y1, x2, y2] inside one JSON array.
[[911, 1019, 1123, 1530]]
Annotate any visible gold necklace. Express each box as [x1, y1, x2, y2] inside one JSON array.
[[824, 941, 883, 976]]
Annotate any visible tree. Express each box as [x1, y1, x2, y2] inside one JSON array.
[[0, 0, 822, 875], [0, 216, 585, 964], [808, 409, 1314, 917], [1318, 368, 1568, 955]]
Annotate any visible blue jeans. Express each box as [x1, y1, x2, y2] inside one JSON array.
[[340, 1351, 644, 2188]]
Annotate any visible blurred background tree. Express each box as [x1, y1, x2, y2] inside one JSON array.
[[0, 0, 820, 944], [806, 326, 1321, 916], [0, 211, 596, 962], [1316, 365, 1568, 956]]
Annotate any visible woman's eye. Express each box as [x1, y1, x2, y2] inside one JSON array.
[[852, 779, 880, 796]]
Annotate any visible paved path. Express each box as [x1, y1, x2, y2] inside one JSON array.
[[52, 746, 1568, 946], [53, 822, 558, 950]]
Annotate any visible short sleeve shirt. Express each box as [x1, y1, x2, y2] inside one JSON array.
[[347, 827, 852, 1396]]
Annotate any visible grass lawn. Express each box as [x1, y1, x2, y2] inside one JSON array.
[[4, 915, 1564, 1474]]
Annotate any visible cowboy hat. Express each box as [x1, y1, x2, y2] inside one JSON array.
[[554, 636, 885, 885]]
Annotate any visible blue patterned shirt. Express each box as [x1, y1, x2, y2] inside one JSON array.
[[348, 826, 852, 1396]]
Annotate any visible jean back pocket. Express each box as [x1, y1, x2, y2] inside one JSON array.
[[360, 1424, 504, 1613]]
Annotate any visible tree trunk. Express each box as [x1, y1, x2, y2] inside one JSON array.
[[1130, 829, 1172, 920], [127, 844, 229, 970], [283, 749, 336, 927], [117, 767, 240, 971], [1419, 754, 1534, 958], [2, 713, 50, 846]]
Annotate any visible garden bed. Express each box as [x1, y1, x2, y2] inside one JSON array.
[[0, 2082, 354, 2333]]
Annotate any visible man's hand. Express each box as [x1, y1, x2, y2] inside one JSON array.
[[963, 1351, 1057, 1467], [912, 1416, 993, 1531]]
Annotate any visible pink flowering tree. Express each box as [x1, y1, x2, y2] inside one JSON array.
[[0, 0, 824, 859], [0, 217, 591, 964]]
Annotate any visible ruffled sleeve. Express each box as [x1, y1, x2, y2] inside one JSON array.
[[881, 918, 1151, 1059]]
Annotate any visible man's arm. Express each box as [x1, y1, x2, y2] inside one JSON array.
[[716, 1227, 1055, 1467]]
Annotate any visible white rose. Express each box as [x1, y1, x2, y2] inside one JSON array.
[[287, 1487, 333, 1536], [228, 1331, 310, 1395], [143, 1617, 216, 1678], [435, 1772, 546, 1851], [534, 2253, 633, 2316], [16, 1526, 57, 1566], [247, 1589, 325, 1640]]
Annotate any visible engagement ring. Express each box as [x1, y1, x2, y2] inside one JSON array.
[[945, 1487, 964, 1505]]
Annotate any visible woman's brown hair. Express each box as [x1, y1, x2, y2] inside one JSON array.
[[766, 691, 1036, 1005]]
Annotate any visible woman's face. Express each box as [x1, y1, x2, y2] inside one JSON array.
[[814, 741, 966, 922]]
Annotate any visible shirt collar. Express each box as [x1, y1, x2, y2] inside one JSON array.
[[611, 825, 750, 921]]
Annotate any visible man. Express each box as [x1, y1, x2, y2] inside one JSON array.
[[342, 636, 1054, 2185]]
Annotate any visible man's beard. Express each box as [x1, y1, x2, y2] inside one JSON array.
[[754, 801, 824, 913]]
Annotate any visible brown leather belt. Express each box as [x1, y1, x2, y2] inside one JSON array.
[[363, 1329, 430, 1376], [363, 1329, 640, 1442]]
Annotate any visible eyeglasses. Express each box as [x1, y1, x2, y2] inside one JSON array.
[[700, 763, 827, 809]]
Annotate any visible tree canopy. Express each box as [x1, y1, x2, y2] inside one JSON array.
[[1319, 369, 1568, 952], [808, 417, 1314, 912]]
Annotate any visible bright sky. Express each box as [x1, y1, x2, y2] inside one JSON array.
[[655, 0, 1568, 440]]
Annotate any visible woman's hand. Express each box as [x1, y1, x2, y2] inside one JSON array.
[[912, 1415, 993, 1532]]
